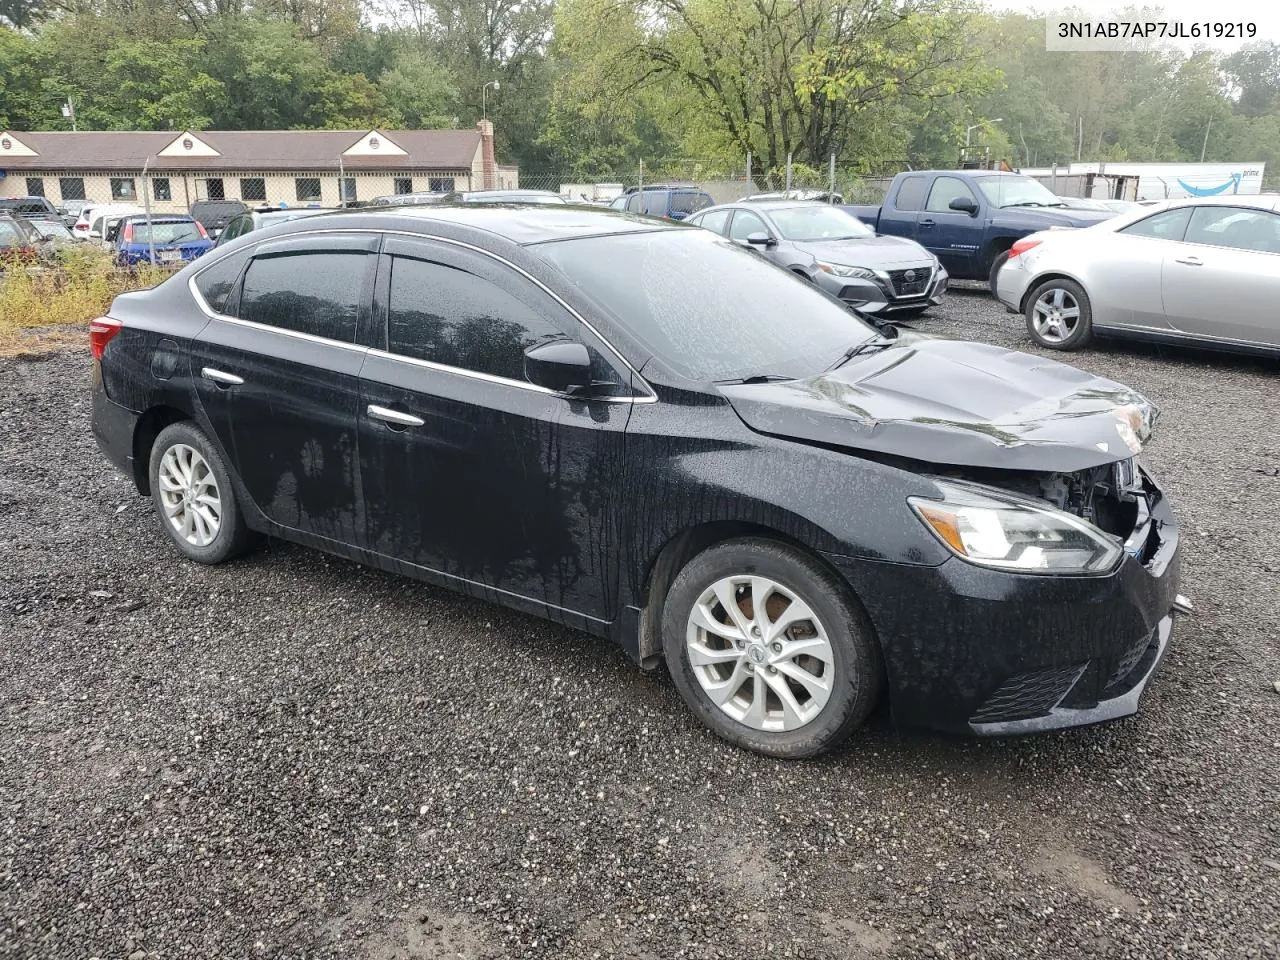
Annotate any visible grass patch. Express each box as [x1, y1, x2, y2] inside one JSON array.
[[0, 246, 170, 356]]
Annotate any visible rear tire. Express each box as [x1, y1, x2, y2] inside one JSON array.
[[662, 538, 881, 758], [1024, 277, 1093, 351], [988, 250, 1009, 291], [148, 421, 254, 564]]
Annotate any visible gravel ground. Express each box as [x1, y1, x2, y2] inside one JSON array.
[[2, 293, 1278, 960]]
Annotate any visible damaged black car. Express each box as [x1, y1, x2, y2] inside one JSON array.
[[90, 206, 1184, 758]]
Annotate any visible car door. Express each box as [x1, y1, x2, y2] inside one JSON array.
[[917, 176, 979, 276], [188, 232, 378, 547], [357, 235, 636, 624], [880, 174, 928, 241], [1077, 207, 1193, 330], [1160, 205, 1280, 345]]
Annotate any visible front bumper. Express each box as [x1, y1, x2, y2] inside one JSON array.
[[816, 265, 948, 315], [824, 475, 1181, 736]]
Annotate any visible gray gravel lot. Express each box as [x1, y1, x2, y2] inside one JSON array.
[[2, 290, 1278, 959]]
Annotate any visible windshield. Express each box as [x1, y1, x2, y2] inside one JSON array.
[[769, 205, 874, 241], [533, 229, 877, 381], [132, 221, 203, 244], [27, 219, 72, 239], [974, 176, 1065, 209]]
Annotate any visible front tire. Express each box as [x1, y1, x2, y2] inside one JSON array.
[[662, 538, 881, 758], [148, 421, 254, 564], [1024, 277, 1093, 350]]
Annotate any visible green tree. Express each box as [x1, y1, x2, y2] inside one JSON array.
[[378, 49, 458, 127]]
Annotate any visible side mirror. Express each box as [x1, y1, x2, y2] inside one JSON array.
[[746, 231, 776, 247], [948, 196, 979, 215], [524, 340, 593, 394]]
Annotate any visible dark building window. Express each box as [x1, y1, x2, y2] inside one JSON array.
[[428, 177, 451, 193], [394, 177, 413, 195], [25, 177, 45, 197], [110, 178, 137, 201], [239, 251, 367, 342], [295, 178, 322, 202], [152, 178, 171, 201], [240, 178, 266, 202], [340, 177, 357, 203], [205, 178, 225, 200], [59, 178, 86, 201]]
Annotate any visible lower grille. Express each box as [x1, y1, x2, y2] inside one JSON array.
[[1106, 626, 1158, 690], [887, 267, 933, 298], [970, 662, 1088, 723]]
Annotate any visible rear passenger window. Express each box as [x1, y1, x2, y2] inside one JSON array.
[[894, 176, 928, 211], [239, 251, 367, 342], [387, 255, 571, 382], [194, 250, 249, 314]]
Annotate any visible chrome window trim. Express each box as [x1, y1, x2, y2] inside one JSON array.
[[188, 226, 658, 403]]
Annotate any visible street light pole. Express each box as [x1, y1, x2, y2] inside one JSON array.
[[965, 118, 1004, 147], [482, 80, 500, 122]]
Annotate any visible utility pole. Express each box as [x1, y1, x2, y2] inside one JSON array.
[[482, 80, 500, 122], [61, 97, 77, 132], [1200, 116, 1213, 163], [141, 157, 155, 267]]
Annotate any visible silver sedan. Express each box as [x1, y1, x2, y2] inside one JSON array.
[[995, 195, 1280, 355]]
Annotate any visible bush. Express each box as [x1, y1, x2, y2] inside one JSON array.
[[0, 245, 170, 352]]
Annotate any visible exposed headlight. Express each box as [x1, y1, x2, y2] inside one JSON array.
[[817, 261, 878, 280], [908, 479, 1122, 575]]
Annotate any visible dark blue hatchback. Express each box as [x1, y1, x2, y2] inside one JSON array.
[[111, 215, 214, 266]]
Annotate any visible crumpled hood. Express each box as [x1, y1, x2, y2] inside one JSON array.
[[718, 334, 1159, 472], [793, 235, 933, 268]]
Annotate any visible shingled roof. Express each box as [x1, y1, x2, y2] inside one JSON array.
[[0, 129, 483, 171]]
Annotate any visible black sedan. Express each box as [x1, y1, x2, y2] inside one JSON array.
[[90, 205, 1183, 757]]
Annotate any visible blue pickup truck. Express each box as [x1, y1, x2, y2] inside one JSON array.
[[846, 170, 1114, 288]]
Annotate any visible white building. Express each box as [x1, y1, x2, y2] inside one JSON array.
[[0, 123, 515, 211]]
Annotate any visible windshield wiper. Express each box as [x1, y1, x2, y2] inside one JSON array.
[[826, 334, 895, 371], [715, 374, 794, 385]]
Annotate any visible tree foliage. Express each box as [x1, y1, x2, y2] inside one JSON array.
[[0, 1, 1277, 183]]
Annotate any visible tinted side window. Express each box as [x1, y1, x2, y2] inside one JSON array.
[[670, 192, 712, 216], [729, 210, 768, 241], [1184, 206, 1280, 253], [925, 177, 976, 213], [387, 254, 573, 382], [194, 250, 250, 314], [894, 176, 928, 211], [699, 209, 731, 235], [1119, 208, 1192, 241], [239, 251, 367, 342]]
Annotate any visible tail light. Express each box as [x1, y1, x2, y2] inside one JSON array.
[[89, 317, 123, 360], [1008, 238, 1042, 259], [122, 223, 134, 242], [195, 221, 209, 239]]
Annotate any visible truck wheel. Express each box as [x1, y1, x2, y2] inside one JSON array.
[[1024, 278, 1093, 351], [988, 251, 1009, 291]]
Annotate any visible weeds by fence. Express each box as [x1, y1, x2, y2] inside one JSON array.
[[0, 246, 168, 353]]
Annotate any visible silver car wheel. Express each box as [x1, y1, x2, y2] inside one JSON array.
[[157, 443, 222, 547], [685, 575, 835, 732], [1031, 287, 1081, 343]]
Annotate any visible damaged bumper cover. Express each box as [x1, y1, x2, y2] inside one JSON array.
[[823, 470, 1180, 736]]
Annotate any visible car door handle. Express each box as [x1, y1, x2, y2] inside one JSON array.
[[201, 367, 244, 387], [367, 404, 425, 428], [1174, 255, 1202, 266], [919, 219, 935, 227]]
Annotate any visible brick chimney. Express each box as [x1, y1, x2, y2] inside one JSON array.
[[477, 119, 496, 190]]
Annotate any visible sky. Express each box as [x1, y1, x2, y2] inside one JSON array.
[[984, 0, 1280, 52]]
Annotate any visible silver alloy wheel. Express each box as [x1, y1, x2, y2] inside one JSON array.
[[157, 443, 222, 547], [685, 575, 835, 732], [1031, 287, 1081, 343]]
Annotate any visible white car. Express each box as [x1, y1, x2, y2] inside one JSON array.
[[73, 204, 145, 241], [995, 195, 1280, 356]]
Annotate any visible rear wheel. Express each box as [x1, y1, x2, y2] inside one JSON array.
[[1024, 277, 1093, 350], [148, 421, 254, 564], [662, 538, 881, 758], [988, 250, 1009, 291]]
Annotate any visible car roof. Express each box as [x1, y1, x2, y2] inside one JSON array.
[[119, 213, 197, 222], [462, 189, 562, 199], [268, 204, 682, 246]]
